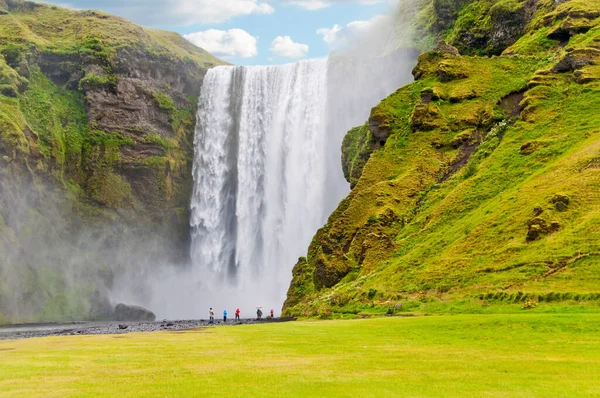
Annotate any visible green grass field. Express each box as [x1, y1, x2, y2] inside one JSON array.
[[1, 315, 599, 397]]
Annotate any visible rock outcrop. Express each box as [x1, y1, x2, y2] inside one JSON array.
[[114, 303, 156, 322], [0, 1, 225, 323], [284, 0, 600, 317]]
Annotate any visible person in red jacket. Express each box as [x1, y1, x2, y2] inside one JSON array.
[[270, 309, 274, 318], [235, 308, 240, 321]]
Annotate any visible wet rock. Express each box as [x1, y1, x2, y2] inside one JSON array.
[[118, 324, 128, 330], [114, 303, 156, 322]]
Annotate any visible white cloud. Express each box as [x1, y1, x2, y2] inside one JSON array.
[[316, 24, 342, 45], [172, 0, 274, 24], [184, 29, 258, 58], [317, 15, 391, 49], [287, 0, 330, 10], [270, 36, 309, 58], [44, 0, 274, 25], [288, 0, 383, 10]]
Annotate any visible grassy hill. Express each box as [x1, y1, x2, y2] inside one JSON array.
[[0, 1, 225, 323], [284, 0, 600, 317], [0, 1, 222, 68]]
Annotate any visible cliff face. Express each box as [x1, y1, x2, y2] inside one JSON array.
[[284, 0, 600, 317], [0, 0, 224, 322]]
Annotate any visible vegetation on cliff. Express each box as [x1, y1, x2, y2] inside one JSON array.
[[0, 0, 225, 322], [284, 0, 600, 317]]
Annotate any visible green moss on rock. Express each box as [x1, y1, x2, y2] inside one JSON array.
[[284, 3, 600, 317], [342, 125, 376, 188]]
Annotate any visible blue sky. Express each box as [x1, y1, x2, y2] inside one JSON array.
[[46, 0, 393, 65]]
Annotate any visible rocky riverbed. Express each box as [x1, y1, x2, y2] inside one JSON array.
[[0, 318, 294, 341]]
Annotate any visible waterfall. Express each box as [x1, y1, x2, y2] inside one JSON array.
[[184, 50, 415, 316], [189, 59, 330, 311]]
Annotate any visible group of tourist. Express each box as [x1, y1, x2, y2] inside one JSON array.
[[208, 308, 275, 324]]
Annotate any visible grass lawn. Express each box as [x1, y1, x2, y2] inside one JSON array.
[[1, 314, 599, 397]]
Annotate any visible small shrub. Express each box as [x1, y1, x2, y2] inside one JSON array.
[[153, 92, 177, 114], [522, 298, 538, 309], [78, 73, 116, 91], [367, 214, 378, 223], [367, 288, 377, 299]]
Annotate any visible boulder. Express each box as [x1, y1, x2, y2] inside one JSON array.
[[551, 194, 570, 212], [552, 48, 600, 73], [114, 303, 156, 322], [526, 217, 561, 242]]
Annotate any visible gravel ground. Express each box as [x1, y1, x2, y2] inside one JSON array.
[[0, 317, 294, 341]]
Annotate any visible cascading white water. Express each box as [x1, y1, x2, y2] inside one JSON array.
[[105, 2, 420, 319], [189, 59, 329, 312]]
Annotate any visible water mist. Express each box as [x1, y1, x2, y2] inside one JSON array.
[[154, 4, 421, 319]]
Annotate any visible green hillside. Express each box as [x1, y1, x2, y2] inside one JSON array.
[[284, 0, 600, 317], [0, 0, 224, 323], [0, 0, 221, 67]]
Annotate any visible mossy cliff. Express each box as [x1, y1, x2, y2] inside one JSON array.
[[284, 0, 600, 317], [0, 1, 224, 322]]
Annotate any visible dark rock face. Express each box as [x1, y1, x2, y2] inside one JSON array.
[[526, 218, 561, 242], [114, 303, 156, 322], [449, 0, 538, 56], [552, 48, 600, 73], [488, 0, 537, 55]]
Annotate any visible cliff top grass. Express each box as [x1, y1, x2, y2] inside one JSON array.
[[0, 0, 225, 68], [1, 314, 600, 397]]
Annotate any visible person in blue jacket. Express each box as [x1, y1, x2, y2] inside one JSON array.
[[223, 309, 228, 323]]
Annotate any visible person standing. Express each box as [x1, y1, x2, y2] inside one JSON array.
[[257, 308, 263, 320], [270, 309, 274, 318], [209, 308, 215, 324], [223, 309, 228, 323], [235, 308, 240, 321]]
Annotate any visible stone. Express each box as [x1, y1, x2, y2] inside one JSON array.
[[551, 194, 570, 212], [118, 324, 128, 330], [434, 40, 460, 56], [520, 141, 537, 155], [526, 217, 561, 242], [552, 48, 600, 73], [114, 303, 156, 322]]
